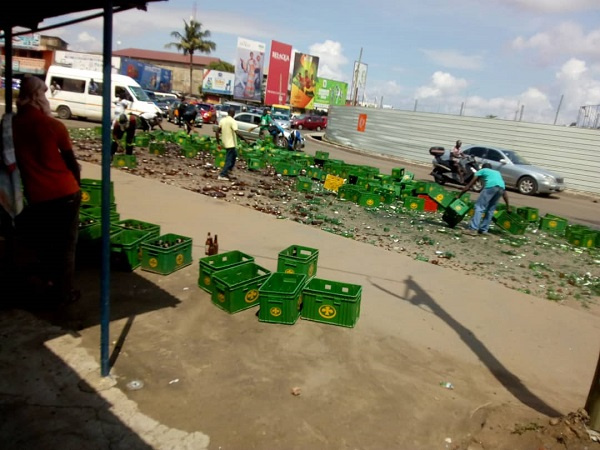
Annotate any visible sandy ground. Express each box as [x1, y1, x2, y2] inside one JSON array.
[[1, 127, 598, 450]]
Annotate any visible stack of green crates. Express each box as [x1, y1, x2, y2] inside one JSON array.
[[212, 262, 271, 313], [140, 233, 193, 275], [277, 244, 318, 280], [80, 178, 114, 206], [258, 272, 307, 325], [301, 278, 362, 328], [198, 250, 255, 294]]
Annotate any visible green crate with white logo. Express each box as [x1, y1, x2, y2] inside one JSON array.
[[301, 278, 362, 328], [359, 192, 381, 208], [404, 196, 425, 212], [539, 214, 568, 235], [516, 206, 539, 222], [198, 250, 255, 294], [258, 272, 307, 325], [277, 245, 318, 280], [149, 141, 166, 155], [140, 233, 193, 275], [212, 262, 271, 314]]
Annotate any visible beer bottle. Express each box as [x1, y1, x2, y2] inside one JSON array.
[[212, 235, 219, 255], [205, 232, 213, 255]]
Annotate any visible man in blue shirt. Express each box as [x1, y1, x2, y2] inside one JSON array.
[[459, 163, 510, 235]]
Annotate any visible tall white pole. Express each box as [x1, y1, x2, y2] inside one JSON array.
[[353, 47, 363, 106]]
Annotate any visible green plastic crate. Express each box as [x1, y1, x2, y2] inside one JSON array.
[[181, 146, 198, 158], [539, 215, 568, 235], [427, 185, 454, 208], [112, 154, 137, 168], [79, 206, 120, 223], [338, 185, 361, 203], [391, 167, 405, 180], [413, 181, 429, 195], [301, 278, 362, 328], [314, 150, 330, 160], [277, 245, 319, 279], [442, 209, 464, 228], [516, 206, 539, 222], [212, 262, 271, 314], [447, 198, 470, 217], [134, 134, 151, 147], [110, 228, 153, 271], [115, 219, 161, 239], [149, 142, 166, 155], [404, 196, 425, 212], [80, 178, 115, 206], [258, 272, 307, 325], [296, 177, 314, 193], [275, 162, 302, 176], [198, 250, 255, 294], [140, 233, 193, 275], [359, 192, 381, 208], [493, 211, 527, 235], [247, 158, 266, 170]]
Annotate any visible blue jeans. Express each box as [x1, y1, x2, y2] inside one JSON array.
[[220, 147, 237, 177], [469, 186, 504, 233]]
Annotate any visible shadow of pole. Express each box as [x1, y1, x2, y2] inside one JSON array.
[[109, 315, 135, 369], [370, 275, 563, 417]]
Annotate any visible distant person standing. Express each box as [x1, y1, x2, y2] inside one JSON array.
[[215, 108, 239, 181], [459, 163, 510, 235], [12, 76, 82, 305]]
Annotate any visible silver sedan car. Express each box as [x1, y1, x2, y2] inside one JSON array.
[[461, 145, 566, 195], [213, 112, 261, 142]]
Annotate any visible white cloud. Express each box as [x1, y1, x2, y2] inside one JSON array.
[[307, 40, 348, 82], [498, 0, 600, 13], [415, 71, 468, 98], [421, 49, 484, 70], [512, 22, 600, 64]]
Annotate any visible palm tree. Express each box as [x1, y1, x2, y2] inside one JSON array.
[[207, 60, 235, 73], [166, 19, 216, 95]]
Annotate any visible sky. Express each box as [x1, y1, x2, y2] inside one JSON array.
[[34, 0, 600, 125]]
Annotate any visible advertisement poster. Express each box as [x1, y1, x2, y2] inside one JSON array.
[[54, 50, 120, 72], [234, 37, 266, 102], [0, 33, 40, 50], [311, 78, 348, 109], [202, 70, 234, 96], [264, 40, 292, 106], [351, 61, 368, 102], [120, 58, 172, 93], [290, 52, 319, 109]]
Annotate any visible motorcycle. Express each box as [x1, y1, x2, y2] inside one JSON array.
[[429, 146, 483, 191], [267, 122, 305, 151]]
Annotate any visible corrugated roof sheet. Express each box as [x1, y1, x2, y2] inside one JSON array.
[[113, 48, 220, 66]]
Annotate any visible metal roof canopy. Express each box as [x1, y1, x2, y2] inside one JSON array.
[[2, 0, 166, 377]]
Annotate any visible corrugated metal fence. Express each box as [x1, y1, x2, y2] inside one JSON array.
[[324, 106, 600, 195]]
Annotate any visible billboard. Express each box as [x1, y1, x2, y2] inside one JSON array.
[[54, 50, 120, 72], [311, 78, 348, 109], [264, 40, 292, 106], [202, 70, 234, 96], [351, 61, 368, 102], [290, 52, 319, 109], [0, 33, 40, 50], [120, 57, 172, 93], [234, 37, 266, 102]]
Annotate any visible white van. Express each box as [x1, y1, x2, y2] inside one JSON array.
[[45, 65, 162, 121]]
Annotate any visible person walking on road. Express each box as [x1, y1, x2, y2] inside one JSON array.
[[215, 108, 239, 181], [459, 163, 510, 235]]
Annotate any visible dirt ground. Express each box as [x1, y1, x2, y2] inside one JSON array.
[[66, 128, 600, 449]]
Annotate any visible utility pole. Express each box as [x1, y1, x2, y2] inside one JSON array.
[[352, 47, 363, 106], [554, 94, 564, 125]]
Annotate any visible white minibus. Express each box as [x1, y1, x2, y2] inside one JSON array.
[[45, 65, 162, 121]]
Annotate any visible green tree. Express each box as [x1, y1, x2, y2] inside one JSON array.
[[208, 60, 234, 73], [166, 19, 216, 95]]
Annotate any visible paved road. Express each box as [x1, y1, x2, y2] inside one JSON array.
[[62, 116, 600, 228]]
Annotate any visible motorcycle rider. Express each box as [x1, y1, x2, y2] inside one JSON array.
[[450, 140, 465, 183]]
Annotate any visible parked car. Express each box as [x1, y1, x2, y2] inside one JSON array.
[[213, 112, 262, 142], [291, 114, 327, 131], [195, 102, 217, 124], [155, 97, 178, 117], [460, 145, 566, 195]]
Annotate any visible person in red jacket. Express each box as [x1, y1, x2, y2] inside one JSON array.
[[12, 76, 81, 306]]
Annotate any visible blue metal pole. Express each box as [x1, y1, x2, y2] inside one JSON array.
[[100, 1, 113, 377]]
